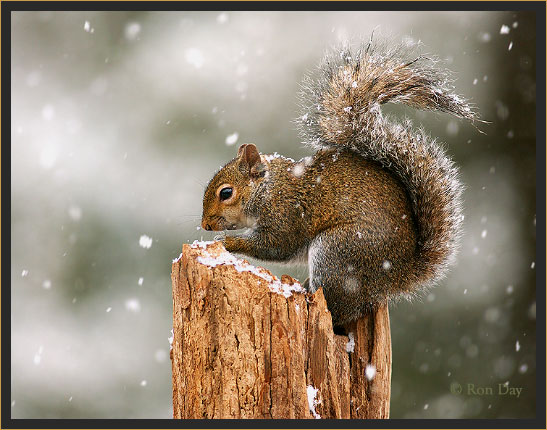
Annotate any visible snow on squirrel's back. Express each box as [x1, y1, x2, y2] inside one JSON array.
[[189, 240, 304, 298]]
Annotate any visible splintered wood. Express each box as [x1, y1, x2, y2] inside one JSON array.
[[171, 241, 391, 419]]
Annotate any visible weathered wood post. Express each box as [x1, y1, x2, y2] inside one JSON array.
[[171, 241, 391, 419]]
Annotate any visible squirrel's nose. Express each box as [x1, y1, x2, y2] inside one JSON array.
[[202, 220, 212, 231]]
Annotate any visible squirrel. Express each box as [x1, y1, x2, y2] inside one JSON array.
[[200, 39, 478, 326]]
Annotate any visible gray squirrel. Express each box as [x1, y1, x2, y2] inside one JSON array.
[[201, 39, 477, 326]]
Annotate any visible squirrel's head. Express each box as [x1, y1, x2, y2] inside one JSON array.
[[201, 143, 267, 231]]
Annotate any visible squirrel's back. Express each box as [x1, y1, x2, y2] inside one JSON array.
[[297, 38, 477, 294]]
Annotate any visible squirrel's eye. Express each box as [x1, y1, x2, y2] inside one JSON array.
[[219, 187, 233, 201]]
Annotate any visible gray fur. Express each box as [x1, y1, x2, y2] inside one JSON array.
[[296, 39, 473, 292]]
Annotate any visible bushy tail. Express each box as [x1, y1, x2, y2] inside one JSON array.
[[296, 38, 478, 288]]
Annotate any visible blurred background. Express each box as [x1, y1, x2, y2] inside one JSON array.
[[10, 10, 537, 419]]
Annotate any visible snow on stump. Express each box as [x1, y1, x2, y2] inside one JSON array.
[[171, 241, 391, 419]]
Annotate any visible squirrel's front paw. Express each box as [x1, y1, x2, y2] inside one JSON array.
[[223, 235, 237, 252], [224, 235, 251, 254], [213, 232, 236, 252]]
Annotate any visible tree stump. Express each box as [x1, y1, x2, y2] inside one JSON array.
[[171, 241, 391, 419]]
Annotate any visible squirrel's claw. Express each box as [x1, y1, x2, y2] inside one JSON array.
[[214, 232, 226, 242]]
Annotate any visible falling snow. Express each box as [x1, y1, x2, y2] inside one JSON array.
[[26, 71, 41, 87], [33, 346, 44, 366], [125, 298, 141, 313], [42, 104, 55, 121], [478, 32, 491, 43], [365, 364, 376, 381], [68, 206, 82, 221], [446, 120, 459, 136], [125, 22, 141, 40], [216, 12, 229, 24], [344, 277, 360, 293], [484, 307, 500, 323], [292, 163, 305, 177], [185, 48, 204, 69], [155, 349, 167, 363], [83, 21, 95, 34], [225, 132, 239, 146], [139, 235, 153, 249], [528, 302, 536, 319]]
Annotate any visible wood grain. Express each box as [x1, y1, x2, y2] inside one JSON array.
[[171, 241, 391, 419]]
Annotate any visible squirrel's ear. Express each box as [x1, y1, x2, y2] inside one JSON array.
[[237, 144, 265, 177], [237, 144, 249, 158], [237, 143, 260, 166]]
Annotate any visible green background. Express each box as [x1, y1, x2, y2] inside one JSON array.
[[10, 10, 537, 419]]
